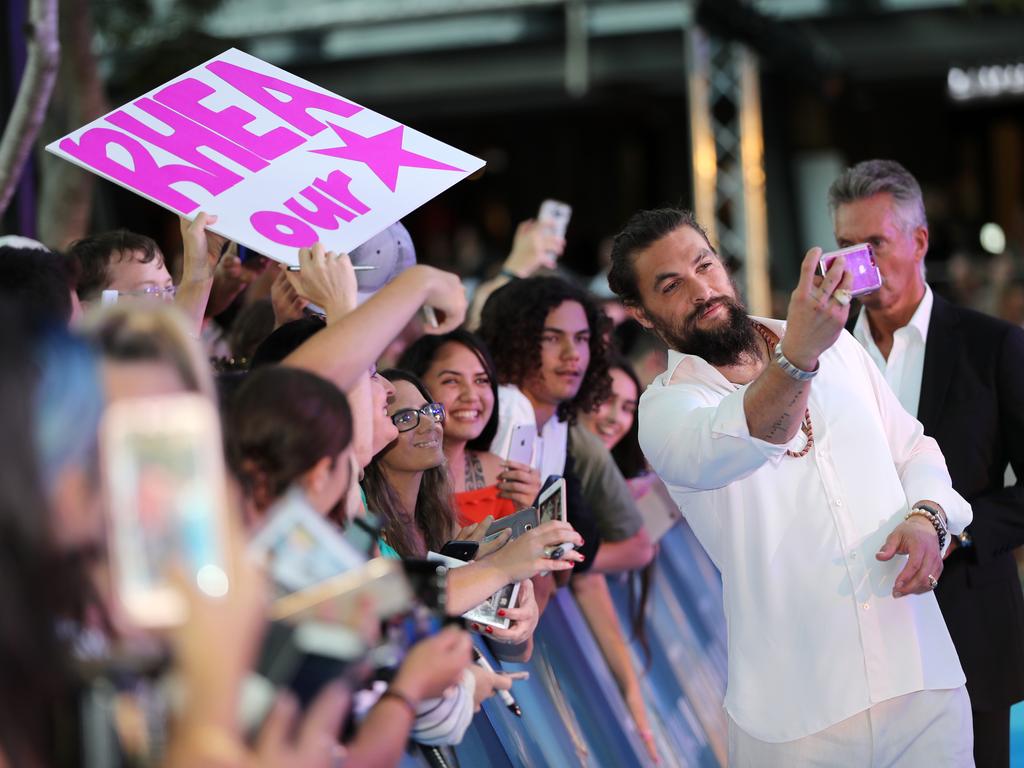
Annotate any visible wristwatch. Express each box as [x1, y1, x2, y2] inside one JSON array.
[[773, 342, 818, 381]]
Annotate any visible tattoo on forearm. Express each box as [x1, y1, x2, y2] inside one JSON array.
[[767, 413, 791, 439], [764, 385, 808, 440]]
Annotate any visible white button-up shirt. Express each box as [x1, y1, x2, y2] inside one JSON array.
[[490, 384, 568, 479], [853, 285, 933, 417], [638, 318, 971, 742]]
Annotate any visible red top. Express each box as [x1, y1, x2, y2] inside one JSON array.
[[454, 485, 517, 526]]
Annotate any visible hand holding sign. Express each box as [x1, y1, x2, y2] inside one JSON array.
[[285, 244, 358, 319], [180, 212, 229, 281]]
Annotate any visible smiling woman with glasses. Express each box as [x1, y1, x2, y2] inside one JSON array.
[[391, 401, 446, 433], [362, 369, 459, 558]]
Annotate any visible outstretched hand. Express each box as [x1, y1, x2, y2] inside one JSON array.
[[876, 516, 943, 597], [781, 247, 853, 371], [503, 219, 564, 277]]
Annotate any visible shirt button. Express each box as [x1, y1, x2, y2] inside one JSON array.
[[862, 602, 870, 610], [849, 551, 857, 560], [834, 499, 843, 507]]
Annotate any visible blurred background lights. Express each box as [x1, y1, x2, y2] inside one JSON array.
[[979, 222, 1006, 255]]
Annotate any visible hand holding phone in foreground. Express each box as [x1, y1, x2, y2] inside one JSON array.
[[483, 520, 584, 582], [102, 393, 235, 629], [486, 576, 539, 646]]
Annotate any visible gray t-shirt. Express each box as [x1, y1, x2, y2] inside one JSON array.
[[567, 422, 643, 542]]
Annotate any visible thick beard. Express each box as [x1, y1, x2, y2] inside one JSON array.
[[652, 297, 761, 367]]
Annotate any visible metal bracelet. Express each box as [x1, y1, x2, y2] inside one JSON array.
[[772, 342, 818, 381]]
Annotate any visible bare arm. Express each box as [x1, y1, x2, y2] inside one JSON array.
[[466, 219, 563, 330], [744, 247, 852, 444], [572, 572, 658, 763], [283, 260, 466, 392], [174, 213, 226, 337], [445, 521, 583, 615], [590, 528, 655, 574]]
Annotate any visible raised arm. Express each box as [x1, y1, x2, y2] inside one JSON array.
[[466, 219, 564, 330], [744, 248, 852, 443], [174, 213, 226, 337], [641, 248, 852, 490], [283, 250, 466, 392]]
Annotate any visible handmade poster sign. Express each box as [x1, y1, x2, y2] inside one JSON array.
[[46, 48, 485, 265]]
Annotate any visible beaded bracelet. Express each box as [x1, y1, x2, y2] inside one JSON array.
[[906, 507, 947, 552]]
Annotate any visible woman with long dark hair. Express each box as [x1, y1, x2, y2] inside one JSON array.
[[399, 330, 541, 525], [362, 369, 582, 616]]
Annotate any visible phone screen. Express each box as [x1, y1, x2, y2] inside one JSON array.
[[103, 395, 231, 626]]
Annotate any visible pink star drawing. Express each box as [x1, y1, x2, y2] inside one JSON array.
[[312, 122, 463, 192]]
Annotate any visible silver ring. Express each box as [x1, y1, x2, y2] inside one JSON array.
[[927, 574, 938, 590], [832, 288, 852, 307]]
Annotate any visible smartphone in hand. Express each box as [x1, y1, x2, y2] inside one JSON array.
[[101, 394, 232, 628], [819, 243, 882, 297], [506, 424, 536, 467], [538, 199, 572, 242]]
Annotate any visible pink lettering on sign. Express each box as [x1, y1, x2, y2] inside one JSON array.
[[250, 211, 318, 248], [107, 98, 266, 184], [58, 128, 234, 213], [207, 60, 362, 137], [252, 170, 371, 247], [312, 170, 370, 216], [285, 187, 359, 228], [154, 78, 304, 161], [313, 122, 463, 192]]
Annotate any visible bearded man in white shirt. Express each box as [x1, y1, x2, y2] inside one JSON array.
[[607, 207, 974, 766], [831, 159, 1024, 768]]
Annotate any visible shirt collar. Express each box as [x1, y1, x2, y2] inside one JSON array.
[[852, 284, 933, 344], [663, 316, 785, 388]]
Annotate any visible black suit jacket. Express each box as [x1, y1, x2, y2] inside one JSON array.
[[856, 293, 1024, 710]]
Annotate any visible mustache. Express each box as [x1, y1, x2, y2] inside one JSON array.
[[685, 296, 737, 328]]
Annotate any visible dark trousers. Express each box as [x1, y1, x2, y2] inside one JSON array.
[[972, 706, 1010, 768]]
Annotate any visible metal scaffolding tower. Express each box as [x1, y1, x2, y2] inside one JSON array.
[[686, 25, 771, 315]]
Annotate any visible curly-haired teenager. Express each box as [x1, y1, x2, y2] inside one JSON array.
[[478, 276, 652, 574]]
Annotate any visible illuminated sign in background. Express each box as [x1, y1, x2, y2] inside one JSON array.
[[948, 63, 1024, 103]]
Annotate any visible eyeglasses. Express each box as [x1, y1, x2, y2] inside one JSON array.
[[391, 402, 446, 433], [115, 285, 177, 301]]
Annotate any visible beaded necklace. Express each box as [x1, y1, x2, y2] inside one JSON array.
[[752, 323, 815, 459]]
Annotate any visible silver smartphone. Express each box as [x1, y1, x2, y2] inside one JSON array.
[[506, 423, 536, 466]]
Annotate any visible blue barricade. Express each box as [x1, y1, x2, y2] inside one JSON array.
[[447, 519, 729, 767]]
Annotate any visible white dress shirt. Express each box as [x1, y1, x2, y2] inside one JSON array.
[[490, 384, 568, 479], [853, 285, 933, 417], [638, 318, 971, 743]]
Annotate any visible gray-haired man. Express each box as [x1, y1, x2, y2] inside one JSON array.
[[831, 159, 1024, 768]]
